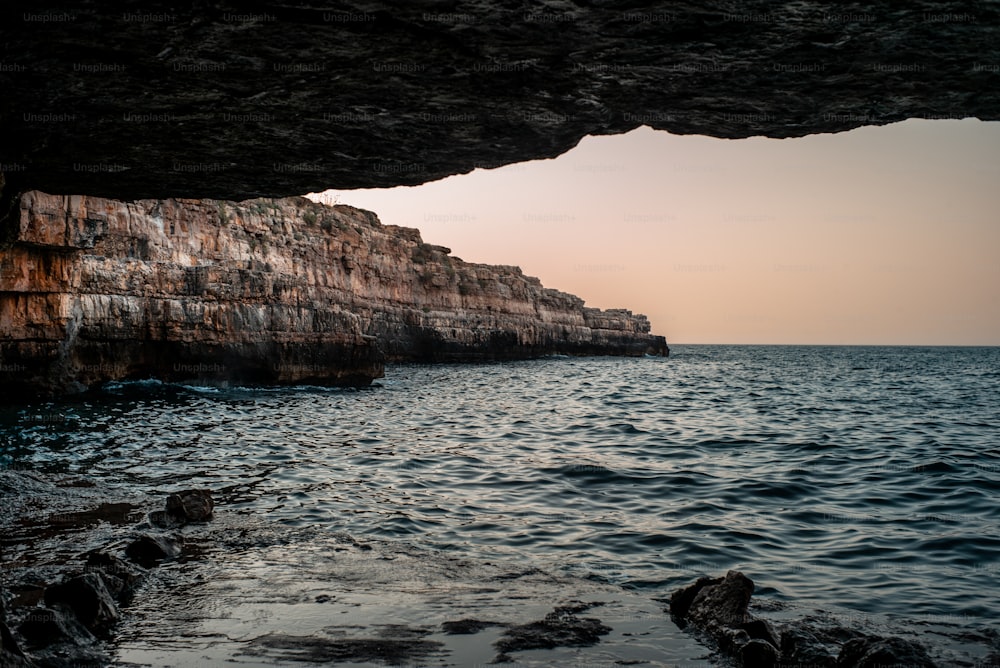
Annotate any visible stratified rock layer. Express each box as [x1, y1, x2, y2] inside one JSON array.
[[0, 191, 666, 398], [1, 1, 998, 201]]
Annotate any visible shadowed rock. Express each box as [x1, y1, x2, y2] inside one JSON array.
[[779, 625, 837, 667], [42, 574, 118, 635], [837, 635, 937, 668], [125, 533, 183, 567], [166, 489, 214, 523], [1, 2, 997, 201], [1, 597, 29, 665], [83, 552, 146, 606], [16, 607, 94, 649], [494, 603, 611, 658], [740, 638, 779, 667], [670, 572, 780, 667]]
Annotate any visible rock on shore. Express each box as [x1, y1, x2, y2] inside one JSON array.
[[0, 191, 667, 398], [669, 571, 940, 668]]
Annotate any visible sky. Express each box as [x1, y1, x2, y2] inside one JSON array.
[[309, 119, 999, 345]]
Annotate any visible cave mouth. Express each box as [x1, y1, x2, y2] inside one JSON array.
[[2, 2, 997, 201]]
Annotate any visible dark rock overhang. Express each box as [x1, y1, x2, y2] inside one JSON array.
[[1, 1, 998, 202]]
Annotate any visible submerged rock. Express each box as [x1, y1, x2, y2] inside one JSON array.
[[441, 619, 501, 635], [494, 603, 612, 658], [147, 510, 186, 530], [779, 625, 837, 667], [837, 635, 937, 668]]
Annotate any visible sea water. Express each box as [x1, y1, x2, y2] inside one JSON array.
[[2, 345, 998, 663]]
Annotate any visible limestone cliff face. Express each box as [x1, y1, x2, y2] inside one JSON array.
[[0, 191, 666, 398]]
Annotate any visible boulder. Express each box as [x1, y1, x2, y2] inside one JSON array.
[[165, 489, 214, 522], [42, 574, 118, 635], [84, 552, 146, 605], [686, 570, 755, 630], [16, 607, 94, 648], [125, 534, 183, 567], [669, 575, 721, 623], [740, 638, 779, 668], [669, 572, 781, 666]]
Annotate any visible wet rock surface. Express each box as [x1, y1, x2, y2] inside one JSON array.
[[0, 478, 215, 668], [0, 191, 666, 399], [1, 2, 998, 201], [2, 470, 997, 667], [668, 571, 781, 666], [165, 489, 214, 523], [837, 635, 937, 668], [16, 607, 95, 649], [124, 534, 184, 568], [42, 574, 119, 636], [684, 570, 756, 630], [82, 553, 144, 606], [669, 572, 959, 668], [494, 601, 612, 660], [779, 625, 838, 667], [109, 518, 710, 667], [441, 618, 501, 635]]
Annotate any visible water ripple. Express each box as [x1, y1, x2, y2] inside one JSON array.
[[2, 345, 998, 625]]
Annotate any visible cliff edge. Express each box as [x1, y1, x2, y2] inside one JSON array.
[[0, 191, 667, 398]]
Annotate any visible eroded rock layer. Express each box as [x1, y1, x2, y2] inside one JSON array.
[[0, 191, 666, 398], [1, 1, 998, 201]]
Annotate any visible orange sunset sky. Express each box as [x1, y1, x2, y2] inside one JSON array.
[[311, 119, 999, 345]]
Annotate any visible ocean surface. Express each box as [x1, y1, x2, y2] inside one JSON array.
[[2, 345, 999, 661]]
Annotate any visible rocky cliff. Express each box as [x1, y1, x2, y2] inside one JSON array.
[[0, 191, 666, 398]]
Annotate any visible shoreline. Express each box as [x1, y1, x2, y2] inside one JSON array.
[[2, 469, 996, 667]]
